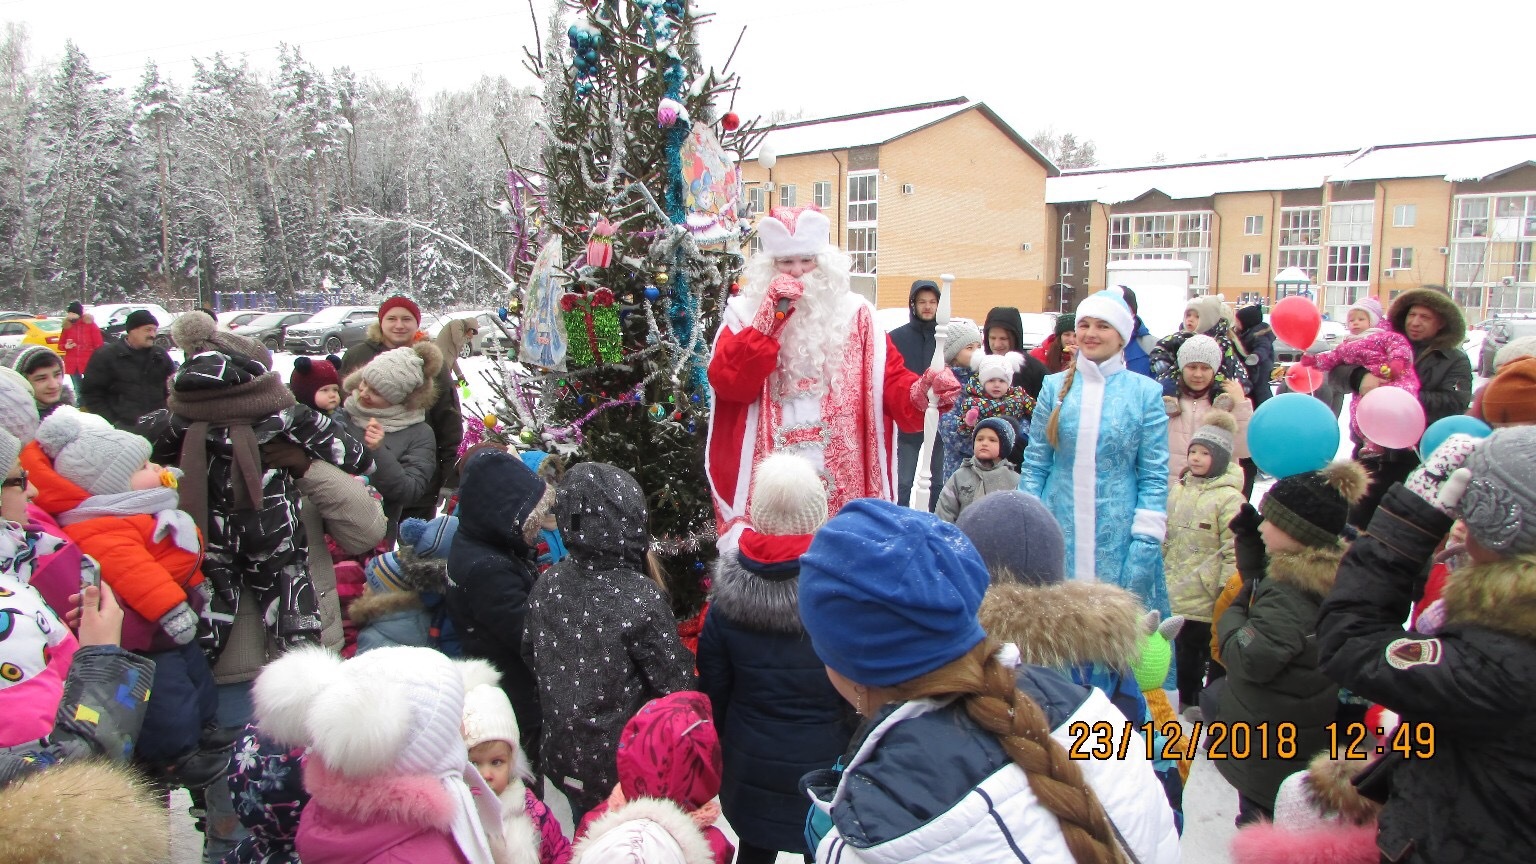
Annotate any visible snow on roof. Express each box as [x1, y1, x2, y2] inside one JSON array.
[[748, 99, 1041, 164], [1330, 135, 1536, 183], [1049, 135, 1536, 204], [1048, 153, 1350, 205]]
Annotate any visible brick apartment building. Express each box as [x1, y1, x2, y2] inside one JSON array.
[[1047, 135, 1536, 321], [742, 98, 1059, 324]]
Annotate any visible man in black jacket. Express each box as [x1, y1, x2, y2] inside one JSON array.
[[1317, 428, 1536, 864], [79, 309, 176, 430], [889, 280, 940, 508], [1327, 287, 1472, 527]]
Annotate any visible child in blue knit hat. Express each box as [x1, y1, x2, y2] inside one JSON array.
[[518, 449, 567, 571], [797, 499, 1180, 863], [935, 416, 1020, 523]]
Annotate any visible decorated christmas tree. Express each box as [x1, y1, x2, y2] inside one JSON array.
[[478, 0, 759, 615]]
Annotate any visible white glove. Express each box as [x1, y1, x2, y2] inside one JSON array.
[[159, 602, 199, 645], [1405, 434, 1478, 515]]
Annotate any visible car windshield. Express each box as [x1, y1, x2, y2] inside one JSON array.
[[33, 319, 62, 332], [303, 307, 358, 326], [245, 312, 292, 327]]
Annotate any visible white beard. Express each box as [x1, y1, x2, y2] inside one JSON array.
[[738, 251, 855, 401]]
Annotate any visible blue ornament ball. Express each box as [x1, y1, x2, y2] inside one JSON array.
[[1419, 414, 1492, 460], [1248, 393, 1340, 479], [644, 286, 660, 301], [497, 306, 509, 321]]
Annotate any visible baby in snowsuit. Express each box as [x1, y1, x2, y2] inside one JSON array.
[[1300, 297, 1420, 454], [143, 312, 372, 656]]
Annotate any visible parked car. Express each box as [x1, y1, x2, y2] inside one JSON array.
[[1272, 318, 1347, 363], [0, 310, 39, 321], [283, 305, 376, 355], [88, 303, 178, 349], [232, 311, 313, 352], [217, 309, 267, 332], [1479, 318, 1536, 376], [1017, 312, 1058, 350], [0, 316, 65, 355]]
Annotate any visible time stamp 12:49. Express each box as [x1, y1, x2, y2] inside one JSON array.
[[1066, 720, 1436, 761]]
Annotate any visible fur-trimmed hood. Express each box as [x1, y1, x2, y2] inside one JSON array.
[[1388, 287, 1466, 352], [1299, 751, 1381, 825], [570, 796, 715, 864], [1440, 554, 1536, 641], [349, 587, 428, 629], [1266, 546, 1345, 597], [343, 340, 443, 412], [979, 580, 1145, 670], [0, 759, 170, 864], [304, 757, 457, 832], [708, 550, 803, 634]]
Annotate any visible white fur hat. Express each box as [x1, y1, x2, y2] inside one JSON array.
[[571, 798, 714, 864], [749, 452, 827, 537], [971, 351, 1024, 385], [254, 645, 467, 778], [458, 659, 533, 782], [757, 206, 831, 259]]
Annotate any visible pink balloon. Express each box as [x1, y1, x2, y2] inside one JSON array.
[[1356, 386, 1426, 450], [1271, 296, 1322, 351], [1285, 364, 1325, 394]]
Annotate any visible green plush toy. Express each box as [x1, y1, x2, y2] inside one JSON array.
[[1133, 610, 1186, 692]]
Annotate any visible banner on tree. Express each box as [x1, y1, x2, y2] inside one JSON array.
[[519, 237, 568, 371], [681, 124, 742, 249]]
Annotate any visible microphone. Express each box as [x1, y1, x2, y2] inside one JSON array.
[[774, 298, 792, 321]]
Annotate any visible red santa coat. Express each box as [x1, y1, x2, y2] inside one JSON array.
[[706, 294, 926, 542]]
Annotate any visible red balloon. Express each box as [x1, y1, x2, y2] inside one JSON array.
[[1285, 364, 1325, 394], [721, 112, 740, 131], [1271, 296, 1321, 351]]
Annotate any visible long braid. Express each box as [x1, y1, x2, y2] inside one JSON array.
[[893, 641, 1126, 864], [1045, 363, 1078, 449]]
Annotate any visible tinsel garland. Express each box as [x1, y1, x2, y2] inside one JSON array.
[[543, 385, 645, 445]]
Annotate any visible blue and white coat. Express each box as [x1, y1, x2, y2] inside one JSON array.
[[801, 665, 1180, 864], [1019, 352, 1171, 616]]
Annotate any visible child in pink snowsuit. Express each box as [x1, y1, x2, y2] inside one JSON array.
[[1301, 297, 1419, 453]]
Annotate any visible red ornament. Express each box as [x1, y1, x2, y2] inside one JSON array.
[[721, 112, 740, 131], [593, 287, 616, 307], [729, 282, 741, 296], [559, 293, 578, 313], [672, 411, 684, 420]]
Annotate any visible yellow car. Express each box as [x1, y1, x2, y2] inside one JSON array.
[[0, 316, 66, 355]]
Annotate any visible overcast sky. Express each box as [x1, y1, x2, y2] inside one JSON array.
[[8, 0, 1532, 167]]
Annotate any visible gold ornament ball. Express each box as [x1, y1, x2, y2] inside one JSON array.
[[483, 413, 499, 428], [655, 271, 670, 285]]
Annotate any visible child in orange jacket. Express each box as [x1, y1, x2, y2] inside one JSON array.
[[25, 406, 225, 789]]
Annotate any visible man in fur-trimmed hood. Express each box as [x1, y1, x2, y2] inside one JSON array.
[[1327, 286, 1473, 527], [1319, 429, 1536, 864]]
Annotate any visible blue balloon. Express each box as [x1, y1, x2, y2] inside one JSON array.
[[1248, 392, 1340, 479], [1419, 414, 1491, 459]]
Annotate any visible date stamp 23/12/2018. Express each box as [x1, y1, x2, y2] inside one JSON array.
[[1066, 720, 1302, 762]]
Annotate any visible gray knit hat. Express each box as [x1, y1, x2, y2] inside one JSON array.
[[1177, 334, 1223, 371], [955, 491, 1064, 586], [944, 319, 984, 365], [0, 369, 39, 442], [1458, 427, 1536, 557], [1188, 409, 1237, 477], [36, 405, 152, 496], [360, 346, 427, 406], [0, 344, 62, 376], [170, 310, 273, 368], [0, 427, 20, 478]]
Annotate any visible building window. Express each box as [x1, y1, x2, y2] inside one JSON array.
[[1107, 211, 1213, 289], [1244, 215, 1263, 235], [1061, 221, 1074, 243], [1390, 247, 1414, 269], [779, 184, 796, 208], [1450, 193, 1536, 314], [813, 181, 831, 209], [1243, 253, 1262, 275], [748, 233, 762, 255], [1393, 204, 1417, 228], [1324, 203, 1373, 308], [848, 227, 877, 274], [847, 172, 877, 224], [1276, 249, 1320, 283], [748, 186, 766, 215], [1060, 256, 1073, 277], [846, 172, 877, 274]]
